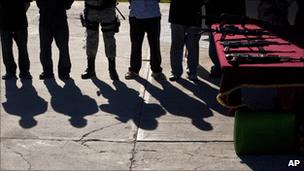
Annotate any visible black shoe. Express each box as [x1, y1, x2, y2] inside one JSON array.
[[109, 70, 119, 81], [39, 72, 54, 80], [152, 72, 166, 81], [19, 72, 32, 80], [169, 75, 180, 81], [188, 74, 198, 82], [125, 71, 138, 80], [209, 66, 222, 78], [2, 73, 16, 80], [59, 74, 71, 80], [81, 70, 96, 79]]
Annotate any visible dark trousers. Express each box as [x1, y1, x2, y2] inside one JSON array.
[[208, 31, 221, 73], [0, 29, 30, 75], [39, 21, 71, 76], [129, 17, 162, 73]]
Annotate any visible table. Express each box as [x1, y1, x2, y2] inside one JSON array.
[[211, 23, 304, 154], [212, 23, 304, 109]]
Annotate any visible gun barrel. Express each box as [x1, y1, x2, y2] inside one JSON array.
[[226, 53, 304, 65], [221, 40, 290, 48]]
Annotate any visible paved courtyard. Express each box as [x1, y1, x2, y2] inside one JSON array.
[[1, 2, 303, 170]]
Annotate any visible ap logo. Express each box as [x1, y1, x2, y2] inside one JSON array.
[[288, 160, 301, 167]]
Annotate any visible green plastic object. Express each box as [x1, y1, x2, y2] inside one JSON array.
[[234, 111, 296, 154]]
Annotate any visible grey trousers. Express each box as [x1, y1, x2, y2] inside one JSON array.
[[86, 7, 116, 60], [170, 23, 201, 77]]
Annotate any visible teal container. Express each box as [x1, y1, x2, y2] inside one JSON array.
[[234, 111, 296, 154]]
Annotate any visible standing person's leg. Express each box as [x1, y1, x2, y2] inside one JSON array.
[[54, 21, 71, 80], [0, 30, 17, 79], [146, 17, 162, 75], [99, 7, 118, 80], [81, 8, 100, 79], [170, 23, 185, 81], [185, 26, 201, 81], [208, 31, 221, 77], [14, 29, 31, 79], [125, 17, 145, 79], [39, 25, 54, 79]]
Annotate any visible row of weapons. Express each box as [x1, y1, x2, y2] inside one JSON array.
[[201, 24, 304, 66]]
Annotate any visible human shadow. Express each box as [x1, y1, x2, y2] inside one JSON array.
[[136, 78, 213, 131], [176, 79, 228, 116], [197, 64, 221, 86], [44, 79, 98, 128], [91, 78, 165, 130], [2, 79, 48, 128]]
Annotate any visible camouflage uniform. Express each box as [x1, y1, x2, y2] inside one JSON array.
[[82, 0, 119, 80]]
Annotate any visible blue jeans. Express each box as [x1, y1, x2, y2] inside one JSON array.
[[170, 23, 201, 77], [0, 29, 30, 75]]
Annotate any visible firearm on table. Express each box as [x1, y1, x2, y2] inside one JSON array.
[[225, 53, 304, 65], [201, 25, 273, 40], [221, 40, 291, 53]]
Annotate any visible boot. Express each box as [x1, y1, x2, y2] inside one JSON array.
[[108, 58, 119, 80], [81, 58, 96, 79]]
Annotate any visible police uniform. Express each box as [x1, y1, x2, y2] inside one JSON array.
[[0, 0, 32, 80], [82, 0, 119, 80]]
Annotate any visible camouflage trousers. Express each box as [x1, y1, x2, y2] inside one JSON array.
[[85, 7, 116, 60]]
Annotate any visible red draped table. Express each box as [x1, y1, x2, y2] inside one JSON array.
[[212, 24, 304, 109]]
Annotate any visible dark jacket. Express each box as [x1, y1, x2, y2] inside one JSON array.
[[205, 0, 246, 25], [36, 0, 74, 27], [169, 0, 205, 27], [0, 0, 32, 30]]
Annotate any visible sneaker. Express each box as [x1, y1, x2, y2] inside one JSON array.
[[81, 70, 96, 79], [169, 75, 181, 81], [188, 74, 198, 82], [109, 70, 119, 81], [125, 71, 138, 80], [19, 72, 32, 80], [151, 72, 166, 81], [2, 73, 16, 80], [39, 72, 54, 80]]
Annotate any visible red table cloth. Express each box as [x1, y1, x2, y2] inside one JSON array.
[[212, 24, 304, 108]]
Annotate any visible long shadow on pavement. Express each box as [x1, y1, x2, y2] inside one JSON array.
[[176, 79, 228, 116], [2, 79, 48, 128], [197, 64, 221, 86], [136, 77, 213, 131], [91, 78, 165, 130], [44, 79, 99, 128]]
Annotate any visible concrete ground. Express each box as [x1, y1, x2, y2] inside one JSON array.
[[1, 2, 303, 171]]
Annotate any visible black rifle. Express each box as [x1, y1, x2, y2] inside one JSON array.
[[221, 40, 291, 53], [201, 25, 273, 40], [225, 53, 304, 65]]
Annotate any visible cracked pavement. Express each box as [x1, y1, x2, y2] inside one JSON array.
[[1, 2, 304, 171]]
